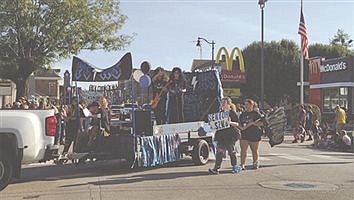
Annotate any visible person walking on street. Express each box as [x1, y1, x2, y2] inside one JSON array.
[[209, 98, 241, 174], [292, 104, 307, 143], [239, 99, 264, 170], [305, 105, 313, 141], [311, 120, 323, 148], [59, 97, 84, 159]]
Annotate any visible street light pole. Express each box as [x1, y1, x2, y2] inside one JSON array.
[[63, 70, 70, 105], [258, 0, 267, 110], [197, 37, 215, 68]]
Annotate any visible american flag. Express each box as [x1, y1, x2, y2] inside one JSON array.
[[298, 7, 309, 59]]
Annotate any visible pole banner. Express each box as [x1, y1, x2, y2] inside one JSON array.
[[72, 52, 133, 82]]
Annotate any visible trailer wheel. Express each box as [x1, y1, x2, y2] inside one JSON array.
[[0, 153, 13, 191], [192, 139, 209, 165]]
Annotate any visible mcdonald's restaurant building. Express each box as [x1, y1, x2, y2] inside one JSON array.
[[308, 56, 354, 120], [191, 47, 246, 98]]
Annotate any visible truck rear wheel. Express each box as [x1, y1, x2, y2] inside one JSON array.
[[192, 139, 209, 165], [0, 153, 13, 191]]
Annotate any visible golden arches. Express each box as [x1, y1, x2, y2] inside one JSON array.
[[215, 47, 245, 72], [215, 47, 230, 69], [309, 58, 321, 75]]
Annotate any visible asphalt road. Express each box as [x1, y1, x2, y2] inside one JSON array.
[[1, 136, 353, 200]]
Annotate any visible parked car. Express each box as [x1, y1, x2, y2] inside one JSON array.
[[120, 103, 139, 120], [110, 105, 124, 118]]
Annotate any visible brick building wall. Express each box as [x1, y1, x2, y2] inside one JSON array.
[[35, 79, 59, 98]]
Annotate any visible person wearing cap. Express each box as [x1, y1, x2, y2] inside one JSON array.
[[334, 105, 346, 133], [86, 101, 101, 150]]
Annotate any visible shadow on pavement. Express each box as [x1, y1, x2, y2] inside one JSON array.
[[11, 159, 195, 185], [60, 171, 208, 188], [260, 161, 352, 169], [274, 144, 309, 148]]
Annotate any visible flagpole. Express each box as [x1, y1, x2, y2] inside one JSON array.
[[300, 0, 304, 105], [300, 49, 304, 105]]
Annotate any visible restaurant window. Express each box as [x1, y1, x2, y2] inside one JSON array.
[[323, 87, 348, 112]]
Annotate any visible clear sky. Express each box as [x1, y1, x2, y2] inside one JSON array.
[[54, 0, 354, 88]]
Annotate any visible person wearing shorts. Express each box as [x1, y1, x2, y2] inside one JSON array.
[[239, 99, 263, 170]]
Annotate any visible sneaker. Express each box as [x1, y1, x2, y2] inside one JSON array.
[[253, 161, 259, 169], [240, 165, 246, 170], [292, 139, 298, 143], [232, 165, 242, 174], [58, 154, 66, 160], [208, 168, 219, 175], [300, 136, 305, 143]]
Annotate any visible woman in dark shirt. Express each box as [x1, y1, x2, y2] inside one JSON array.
[[209, 98, 241, 174], [166, 67, 186, 123], [239, 99, 263, 170], [151, 67, 169, 125]]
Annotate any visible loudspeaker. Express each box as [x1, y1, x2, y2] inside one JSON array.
[[134, 110, 153, 136]]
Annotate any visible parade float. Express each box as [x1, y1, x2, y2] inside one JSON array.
[[55, 52, 286, 167]]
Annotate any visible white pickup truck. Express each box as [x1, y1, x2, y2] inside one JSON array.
[[0, 109, 58, 191]]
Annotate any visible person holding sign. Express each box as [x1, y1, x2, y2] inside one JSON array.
[[209, 98, 241, 175], [166, 67, 186, 124], [151, 67, 169, 125], [239, 99, 264, 170]]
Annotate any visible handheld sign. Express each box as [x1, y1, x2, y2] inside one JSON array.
[[264, 107, 287, 147], [207, 111, 230, 131]]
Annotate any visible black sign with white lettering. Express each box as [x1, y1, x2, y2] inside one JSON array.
[[208, 111, 230, 131], [321, 56, 353, 83], [183, 70, 222, 122]]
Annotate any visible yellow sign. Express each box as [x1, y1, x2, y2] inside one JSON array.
[[215, 47, 245, 72], [223, 88, 241, 97]]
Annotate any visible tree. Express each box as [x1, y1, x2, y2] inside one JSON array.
[[330, 29, 353, 48], [309, 43, 354, 59], [0, 0, 134, 98], [242, 40, 300, 106]]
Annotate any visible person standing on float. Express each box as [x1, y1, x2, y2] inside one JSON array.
[[151, 67, 169, 125], [166, 67, 186, 124]]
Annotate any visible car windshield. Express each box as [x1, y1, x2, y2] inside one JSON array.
[[110, 105, 123, 109], [124, 104, 138, 108]]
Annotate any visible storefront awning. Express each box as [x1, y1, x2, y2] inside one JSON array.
[[310, 82, 354, 89]]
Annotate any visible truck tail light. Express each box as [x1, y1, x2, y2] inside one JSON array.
[[46, 116, 57, 136]]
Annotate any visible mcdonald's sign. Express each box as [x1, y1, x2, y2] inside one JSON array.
[[309, 57, 321, 85], [309, 57, 321, 75], [215, 47, 246, 84]]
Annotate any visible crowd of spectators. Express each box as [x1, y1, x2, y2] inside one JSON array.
[[2, 96, 58, 110], [292, 104, 353, 152]]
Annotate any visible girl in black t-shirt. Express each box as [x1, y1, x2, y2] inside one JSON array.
[[209, 98, 242, 174], [239, 99, 263, 170]]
